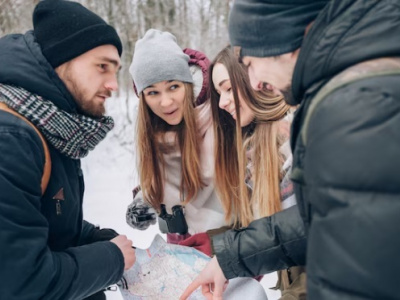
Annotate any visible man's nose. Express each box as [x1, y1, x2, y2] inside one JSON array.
[[105, 75, 119, 92]]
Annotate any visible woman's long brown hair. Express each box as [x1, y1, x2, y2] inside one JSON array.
[[210, 47, 291, 227], [136, 83, 203, 211]]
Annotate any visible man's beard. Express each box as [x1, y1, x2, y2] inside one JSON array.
[[280, 85, 296, 105], [63, 69, 108, 118]]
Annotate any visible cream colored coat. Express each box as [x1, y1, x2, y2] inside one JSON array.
[[161, 101, 225, 234]]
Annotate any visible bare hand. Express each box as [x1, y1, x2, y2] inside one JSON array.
[[180, 256, 228, 300], [111, 235, 136, 270]]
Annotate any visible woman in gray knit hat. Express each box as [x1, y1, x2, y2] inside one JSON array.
[[126, 29, 226, 257]]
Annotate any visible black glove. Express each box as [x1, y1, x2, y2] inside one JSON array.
[[126, 196, 157, 230]]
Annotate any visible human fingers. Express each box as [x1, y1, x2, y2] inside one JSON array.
[[125, 247, 136, 270], [223, 281, 229, 292], [201, 283, 214, 300], [211, 278, 226, 300], [180, 276, 203, 300], [111, 235, 135, 270]]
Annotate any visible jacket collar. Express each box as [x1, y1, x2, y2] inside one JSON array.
[[0, 31, 77, 113], [292, 0, 400, 104]]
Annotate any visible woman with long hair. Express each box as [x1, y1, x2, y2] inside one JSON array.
[[209, 46, 305, 298], [125, 29, 225, 256]]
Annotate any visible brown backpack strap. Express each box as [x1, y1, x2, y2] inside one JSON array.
[[0, 102, 51, 195], [301, 57, 400, 146]]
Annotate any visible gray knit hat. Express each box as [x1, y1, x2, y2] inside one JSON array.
[[129, 29, 193, 95], [229, 0, 329, 58]]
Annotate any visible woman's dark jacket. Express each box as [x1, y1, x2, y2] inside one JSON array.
[[214, 1, 400, 299], [0, 31, 124, 299]]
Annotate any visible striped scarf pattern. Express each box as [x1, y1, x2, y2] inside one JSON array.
[[0, 84, 114, 159]]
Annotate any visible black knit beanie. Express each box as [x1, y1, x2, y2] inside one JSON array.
[[33, 0, 122, 68], [229, 0, 329, 58]]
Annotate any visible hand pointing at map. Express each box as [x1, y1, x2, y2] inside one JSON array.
[[180, 256, 228, 300]]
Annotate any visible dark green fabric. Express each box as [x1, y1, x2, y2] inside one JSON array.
[[291, 0, 400, 299], [207, 226, 232, 256], [215, 1, 400, 299], [213, 205, 306, 279]]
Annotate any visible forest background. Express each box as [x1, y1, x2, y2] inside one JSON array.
[[0, 1, 281, 299]]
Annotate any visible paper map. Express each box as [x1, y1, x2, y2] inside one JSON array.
[[119, 234, 268, 300], [120, 234, 209, 299]]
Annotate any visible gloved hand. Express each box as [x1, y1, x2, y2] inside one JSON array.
[[126, 196, 157, 230], [178, 232, 212, 257]]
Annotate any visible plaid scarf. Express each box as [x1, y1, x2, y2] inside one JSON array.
[[0, 84, 114, 159]]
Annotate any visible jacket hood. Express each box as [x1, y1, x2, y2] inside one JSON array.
[[184, 48, 210, 107], [292, 0, 400, 103], [0, 31, 77, 112]]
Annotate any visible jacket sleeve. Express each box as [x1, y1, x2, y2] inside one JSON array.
[[0, 125, 124, 300], [80, 220, 119, 245], [212, 205, 306, 279], [80, 220, 98, 244]]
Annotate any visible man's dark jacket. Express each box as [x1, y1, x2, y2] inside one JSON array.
[[213, 1, 400, 299], [0, 31, 124, 299]]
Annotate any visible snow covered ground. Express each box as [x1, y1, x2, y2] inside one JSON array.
[[81, 98, 281, 300]]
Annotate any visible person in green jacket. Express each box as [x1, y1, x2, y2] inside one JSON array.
[[182, 0, 400, 299]]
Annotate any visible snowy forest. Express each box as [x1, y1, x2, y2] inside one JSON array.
[[0, 0, 231, 90], [0, 1, 281, 299]]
